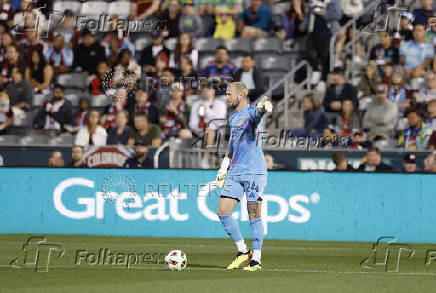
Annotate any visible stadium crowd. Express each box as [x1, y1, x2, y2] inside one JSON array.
[[0, 0, 435, 171]]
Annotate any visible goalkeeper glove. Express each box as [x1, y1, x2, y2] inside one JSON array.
[[216, 157, 230, 188], [257, 96, 273, 113]]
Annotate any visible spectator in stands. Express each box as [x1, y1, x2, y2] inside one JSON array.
[[13, 0, 46, 33], [396, 12, 414, 42], [237, 0, 272, 38], [5, 65, 33, 112], [159, 0, 181, 38], [73, 30, 106, 75], [198, 0, 242, 16], [428, 132, 436, 149], [203, 46, 235, 94], [153, 68, 175, 109], [0, 0, 14, 27], [170, 32, 198, 70], [397, 108, 433, 150], [358, 147, 393, 172], [107, 110, 131, 145], [179, 0, 203, 38], [140, 31, 170, 74], [128, 113, 162, 147], [323, 67, 358, 113], [357, 61, 380, 97], [48, 150, 64, 167], [89, 61, 110, 95], [290, 95, 327, 137], [213, 6, 236, 40], [413, 0, 435, 25], [0, 32, 16, 68], [369, 32, 400, 67], [189, 83, 227, 146], [20, 29, 44, 67], [363, 84, 398, 139], [400, 24, 433, 78], [44, 35, 73, 73], [402, 153, 417, 173], [332, 151, 354, 171], [25, 50, 53, 94], [334, 99, 361, 136], [1, 44, 23, 87], [69, 145, 88, 168], [0, 92, 13, 134], [102, 88, 128, 130], [127, 89, 160, 126], [276, 0, 305, 40], [75, 109, 107, 147], [113, 49, 141, 82], [130, 0, 160, 20], [48, 9, 80, 49], [72, 97, 89, 133], [33, 84, 73, 131], [102, 31, 136, 66], [425, 100, 436, 131], [123, 139, 153, 168], [415, 71, 436, 104], [387, 69, 411, 113], [264, 153, 275, 170], [179, 56, 199, 96], [424, 152, 436, 172], [160, 82, 190, 139], [233, 53, 264, 102]]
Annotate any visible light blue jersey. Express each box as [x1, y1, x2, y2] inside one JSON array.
[[226, 105, 267, 176]]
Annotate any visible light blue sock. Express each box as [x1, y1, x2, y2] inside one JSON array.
[[219, 215, 243, 243], [250, 217, 264, 250]]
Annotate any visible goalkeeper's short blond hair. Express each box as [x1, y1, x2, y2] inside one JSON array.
[[228, 82, 248, 98]]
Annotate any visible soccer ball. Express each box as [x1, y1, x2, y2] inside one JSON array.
[[164, 250, 187, 271]]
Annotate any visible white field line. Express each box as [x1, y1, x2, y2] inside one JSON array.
[[1, 264, 436, 276]]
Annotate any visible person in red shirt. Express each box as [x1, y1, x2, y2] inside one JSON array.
[[159, 82, 190, 138], [89, 61, 110, 95], [102, 88, 128, 129]]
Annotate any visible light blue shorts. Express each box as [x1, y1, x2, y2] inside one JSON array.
[[220, 174, 267, 202]]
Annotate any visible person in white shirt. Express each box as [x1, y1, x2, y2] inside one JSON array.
[[189, 83, 227, 147], [75, 109, 107, 147]]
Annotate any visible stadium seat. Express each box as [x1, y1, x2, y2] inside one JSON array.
[[12, 113, 33, 128], [135, 36, 152, 52], [253, 38, 283, 53], [229, 54, 243, 68], [53, 0, 82, 15], [164, 38, 177, 51], [198, 54, 215, 70], [271, 2, 290, 15], [261, 71, 286, 97], [0, 135, 19, 144], [107, 1, 131, 19], [225, 38, 253, 53], [255, 54, 289, 71], [19, 135, 51, 145], [49, 134, 74, 146], [56, 73, 88, 91], [65, 94, 80, 107], [33, 94, 49, 107], [90, 94, 111, 107], [195, 38, 223, 53]]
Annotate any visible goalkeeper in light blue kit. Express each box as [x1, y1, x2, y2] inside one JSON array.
[[215, 82, 273, 271]]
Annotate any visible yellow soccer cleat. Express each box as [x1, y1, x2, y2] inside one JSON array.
[[243, 260, 262, 271], [226, 250, 252, 270]]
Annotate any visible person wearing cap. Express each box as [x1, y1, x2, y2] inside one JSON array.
[[48, 9, 81, 49], [139, 30, 170, 74], [323, 66, 358, 113], [399, 23, 434, 78], [397, 108, 433, 150], [212, 6, 236, 40], [189, 82, 227, 146], [237, 0, 272, 38], [398, 11, 414, 41], [358, 147, 393, 172], [363, 83, 398, 139], [160, 82, 191, 138], [73, 29, 106, 75], [402, 153, 417, 173], [179, 0, 203, 38], [128, 112, 162, 147], [123, 139, 153, 169]]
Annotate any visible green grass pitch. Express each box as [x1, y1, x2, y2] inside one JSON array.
[[1, 234, 436, 293]]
